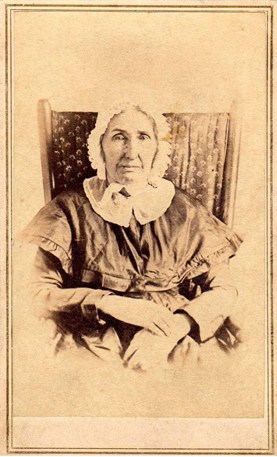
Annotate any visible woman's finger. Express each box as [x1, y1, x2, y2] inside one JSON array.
[[158, 311, 176, 330], [124, 346, 138, 362], [131, 363, 145, 371], [155, 315, 171, 328], [131, 356, 153, 371], [127, 353, 141, 369], [154, 319, 173, 337], [135, 364, 147, 372], [127, 351, 149, 371], [148, 323, 165, 337], [154, 321, 168, 336]]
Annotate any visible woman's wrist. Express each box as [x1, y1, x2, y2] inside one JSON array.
[[170, 313, 193, 343], [96, 293, 118, 313]]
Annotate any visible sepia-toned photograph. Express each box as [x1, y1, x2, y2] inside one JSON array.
[[2, 0, 275, 453]]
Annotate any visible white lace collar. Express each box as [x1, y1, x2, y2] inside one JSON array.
[[83, 176, 175, 227]]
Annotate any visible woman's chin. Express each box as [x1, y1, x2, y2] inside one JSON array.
[[118, 171, 146, 186]]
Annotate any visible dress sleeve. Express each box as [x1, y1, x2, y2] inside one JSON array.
[[175, 193, 242, 281], [31, 248, 113, 321], [176, 262, 238, 342], [20, 194, 76, 275]]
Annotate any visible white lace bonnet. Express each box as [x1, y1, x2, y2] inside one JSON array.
[[87, 102, 172, 180]]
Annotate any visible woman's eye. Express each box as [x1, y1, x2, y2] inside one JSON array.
[[112, 134, 126, 141], [138, 133, 150, 141]]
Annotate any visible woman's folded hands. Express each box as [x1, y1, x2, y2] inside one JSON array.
[[123, 313, 193, 371], [97, 294, 177, 337], [97, 294, 193, 371]]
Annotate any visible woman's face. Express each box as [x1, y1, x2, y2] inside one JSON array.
[[101, 109, 158, 186]]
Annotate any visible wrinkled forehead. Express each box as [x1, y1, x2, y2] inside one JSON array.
[[106, 109, 157, 135]]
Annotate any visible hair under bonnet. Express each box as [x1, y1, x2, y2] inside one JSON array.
[[87, 103, 172, 181]]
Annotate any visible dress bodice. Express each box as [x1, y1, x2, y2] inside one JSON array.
[[22, 185, 241, 298]]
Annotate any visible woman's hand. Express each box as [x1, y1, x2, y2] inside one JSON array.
[[123, 313, 193, 371], [123, 329, 174, 370], [97, 294, 176, 337]]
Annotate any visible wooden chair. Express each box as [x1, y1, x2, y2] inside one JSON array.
[[37, 100, 241, 228]]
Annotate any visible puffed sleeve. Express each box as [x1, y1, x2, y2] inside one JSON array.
[[31, 248, 113, 321], [20, 195, 74, 275], [179, 199, 242, 281]]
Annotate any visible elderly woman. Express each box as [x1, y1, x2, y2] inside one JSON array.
[[22, 103, 242, 371]]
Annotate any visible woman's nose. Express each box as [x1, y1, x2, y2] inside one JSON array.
[[124, 140, 138, 159]]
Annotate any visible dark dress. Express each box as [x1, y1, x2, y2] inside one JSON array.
[[21, 184, 242, 361]]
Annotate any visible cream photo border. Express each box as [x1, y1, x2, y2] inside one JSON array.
[[0, 0, 275, 454]]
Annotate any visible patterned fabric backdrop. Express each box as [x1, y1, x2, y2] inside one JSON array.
[[51, 111, 97, 196], [164, 113, 230, 219], [51, 111, 230, 220]]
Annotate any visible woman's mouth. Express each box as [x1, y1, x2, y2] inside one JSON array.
[[119, 164, 141, 170]]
